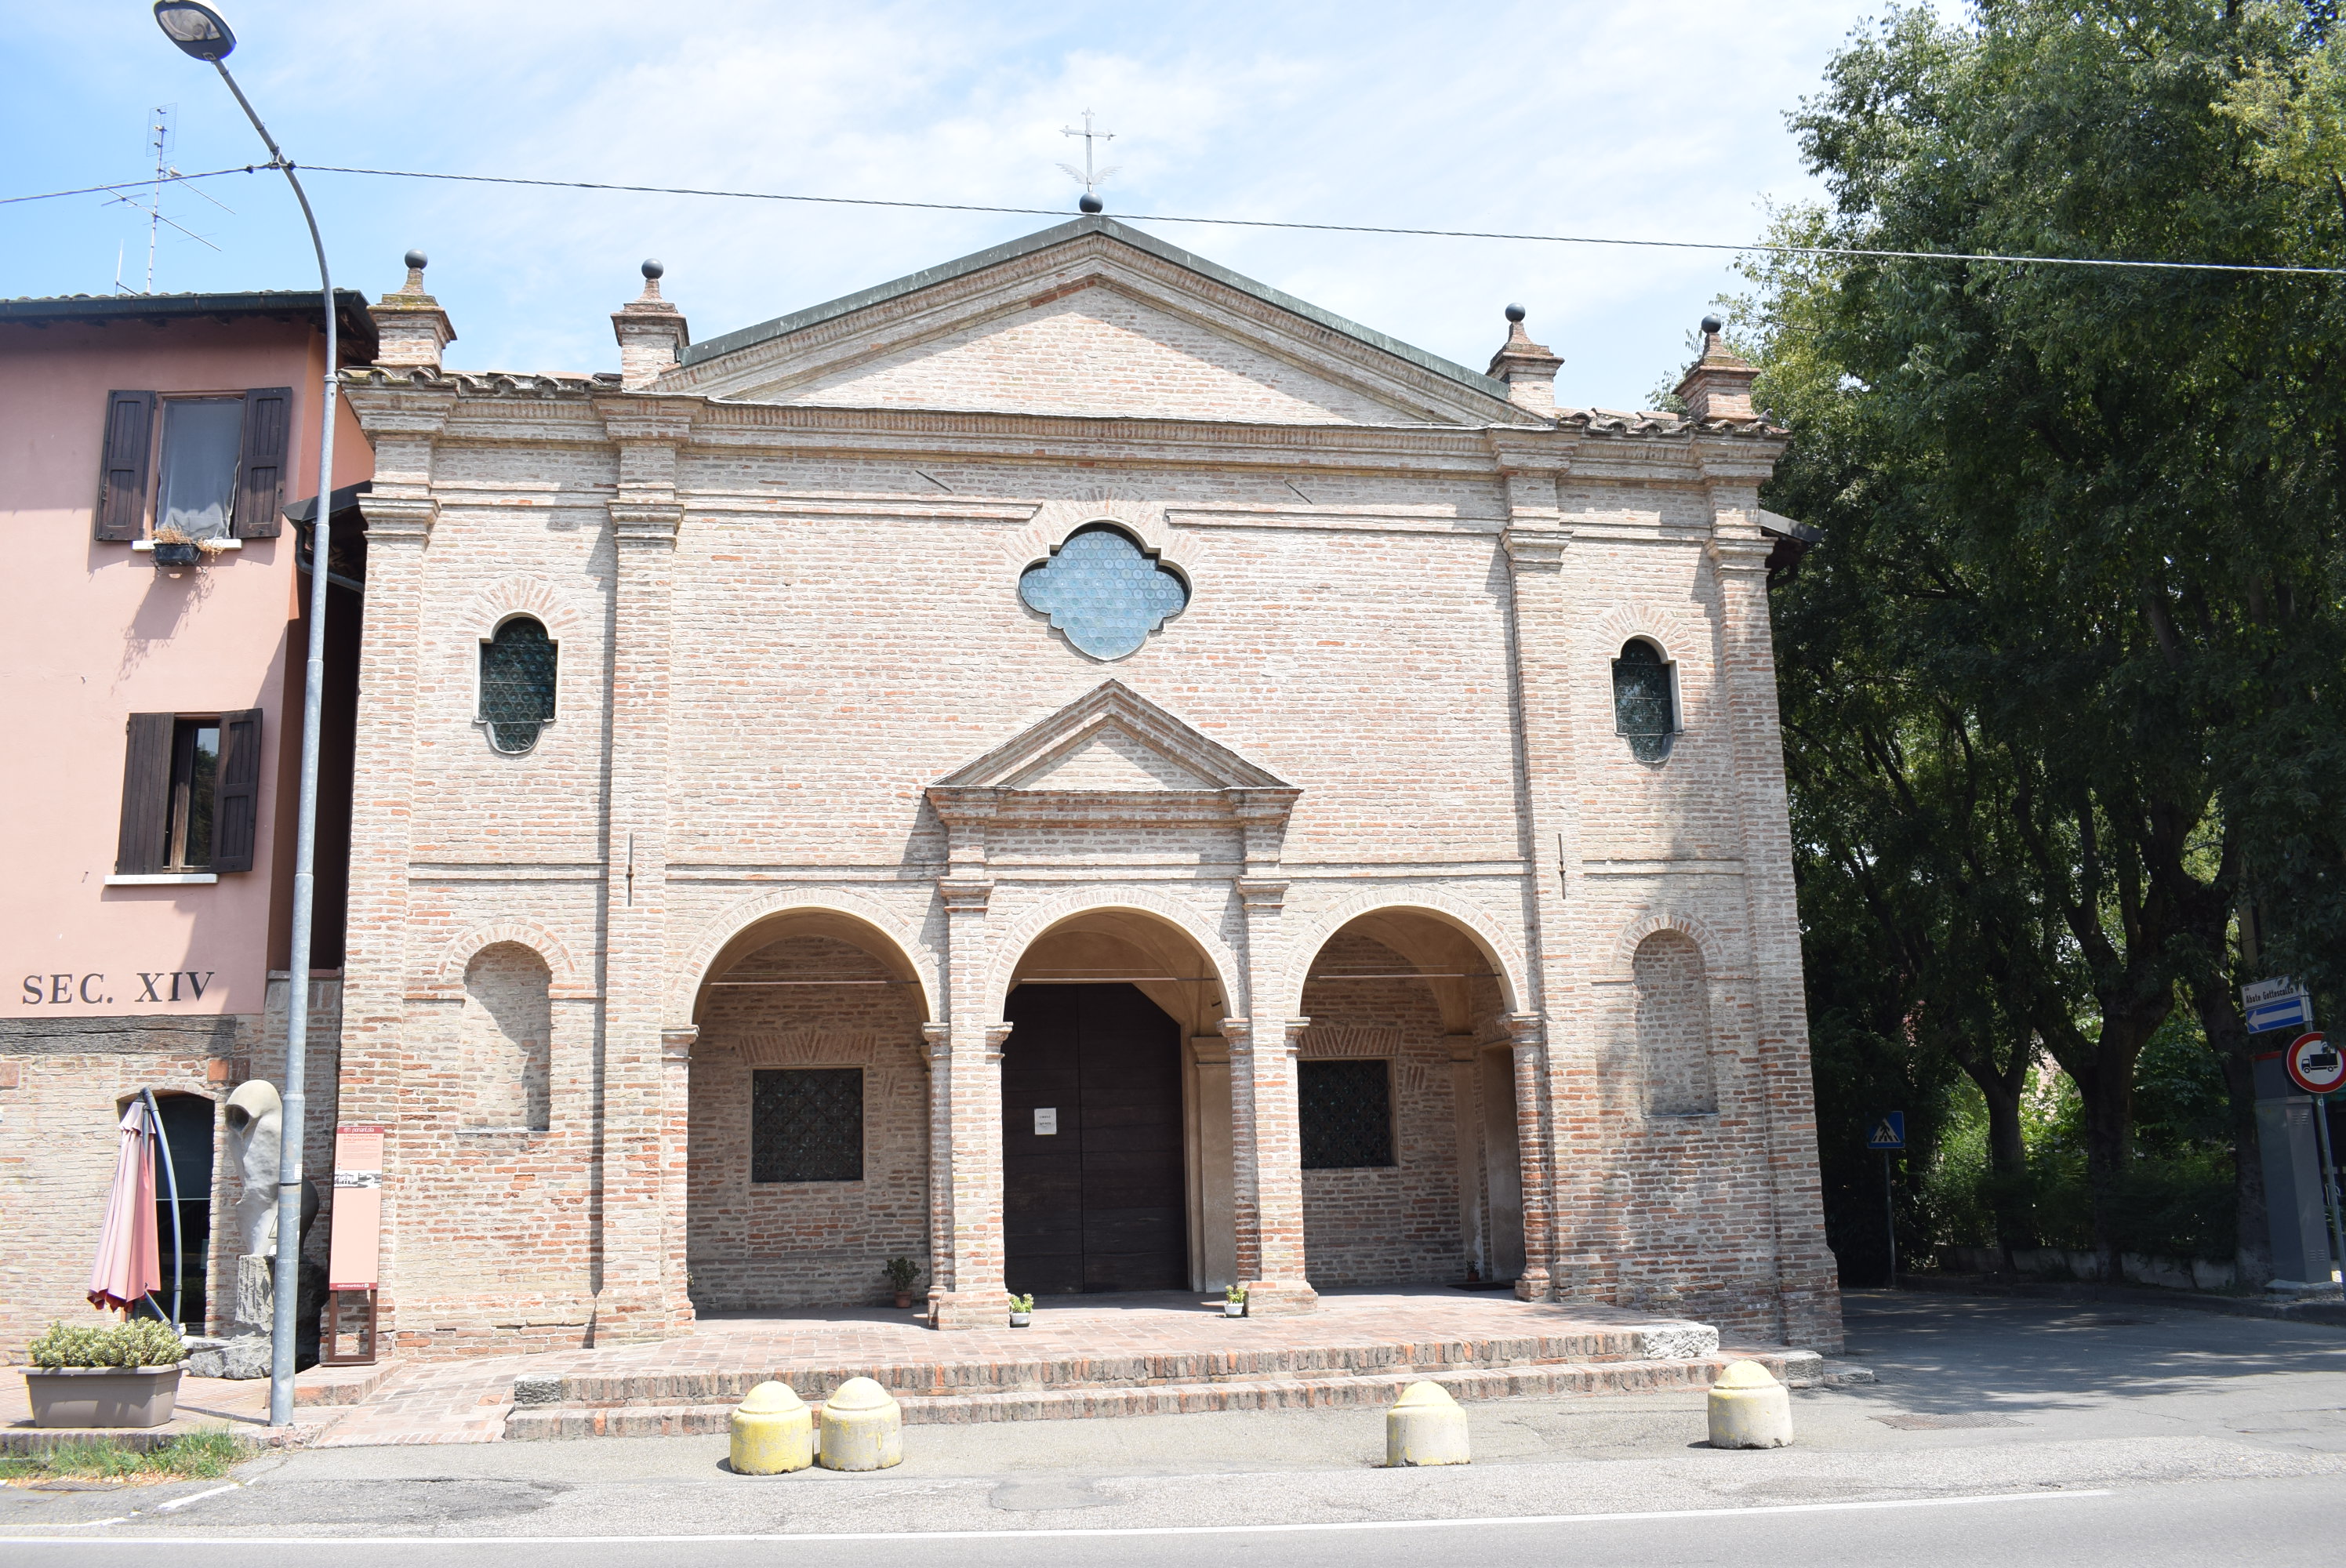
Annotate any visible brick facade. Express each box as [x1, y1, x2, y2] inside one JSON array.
[[331, 219, 1842, 1355]]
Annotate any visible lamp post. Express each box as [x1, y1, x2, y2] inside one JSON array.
[[154, 1, 336, 1429]]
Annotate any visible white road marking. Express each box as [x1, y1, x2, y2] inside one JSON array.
[[0, 1486, 2112, 1542], [151, 1483, 242, 1512]]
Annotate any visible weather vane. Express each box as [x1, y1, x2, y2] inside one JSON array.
[[1058, 108, 1120, 212]]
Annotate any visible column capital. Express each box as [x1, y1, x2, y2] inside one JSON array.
[[982, 1022, 1014, 1060], [1236, 877, 1288, 912], [1705, 535, 1777, 575], [659, 1025, 699, 1060], [1502, 524, 1570, 570], [1506, 1011, 1547, 1049], [358, 496, 438, 542], [939, 877, 994, 915]]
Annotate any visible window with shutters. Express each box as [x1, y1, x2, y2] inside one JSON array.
[[1611, 638, 1678, 762], [751, 1069, 864, 1183], [113, 709, 261, 879], [478, 618, 558, 753], [91, 387, 291, 543], [1299, 1058, 1396, 1169]]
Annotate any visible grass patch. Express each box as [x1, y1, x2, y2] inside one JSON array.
[[0, 1427, 251, 1485]]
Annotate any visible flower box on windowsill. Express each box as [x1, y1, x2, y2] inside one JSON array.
[[23, 1364, 185, 1428]]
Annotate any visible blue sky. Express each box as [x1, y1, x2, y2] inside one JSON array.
[[3, 2, 1935, 411]]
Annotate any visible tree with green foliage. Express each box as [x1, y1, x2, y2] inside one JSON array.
[[1745, 0, 2346, 1279]]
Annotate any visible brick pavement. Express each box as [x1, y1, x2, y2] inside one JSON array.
[[312, 1287, 1804, 1447]]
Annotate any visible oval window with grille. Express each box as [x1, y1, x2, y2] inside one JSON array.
[[479, 617, 557, 753]]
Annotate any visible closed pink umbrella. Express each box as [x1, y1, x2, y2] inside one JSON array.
[[88, 1098, 161, 1313]]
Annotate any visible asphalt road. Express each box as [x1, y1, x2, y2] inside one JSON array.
[[8, 1290, 2346, 1565]]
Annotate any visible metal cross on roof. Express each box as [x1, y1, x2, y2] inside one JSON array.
[[1057, 108, 1120, 201]]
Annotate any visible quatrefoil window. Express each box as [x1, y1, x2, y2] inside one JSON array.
[[1019, 524, 1190, 660]]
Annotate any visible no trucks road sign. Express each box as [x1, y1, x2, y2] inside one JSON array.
[[2286, 1033, 2346, 1098]]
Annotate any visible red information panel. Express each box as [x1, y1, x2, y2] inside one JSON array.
[[2286, 1033, 2345, 1097], [327, 1124, 384, 1290]]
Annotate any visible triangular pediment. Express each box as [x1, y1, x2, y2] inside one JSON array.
[[934, 681, 1292, 796], [656, 219, 1538, 428]]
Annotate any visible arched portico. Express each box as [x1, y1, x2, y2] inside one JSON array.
[[680, 905, 935, 1313], [1294, 906, 1538, 1293], [996, 906, 1238, 1296]]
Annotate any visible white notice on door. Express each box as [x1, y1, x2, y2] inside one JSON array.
[[1034, 1107, 1059, 1136]]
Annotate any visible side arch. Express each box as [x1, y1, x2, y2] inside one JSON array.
[[668, 888, 938, 1028], [425, 917, 591, 1000], [1611, 909, 1742, 982], [1272, 888, 1531, 1026], [979, 887, 1242, 1022]]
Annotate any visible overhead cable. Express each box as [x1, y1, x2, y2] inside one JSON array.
[[11, 160, 2344, 278]]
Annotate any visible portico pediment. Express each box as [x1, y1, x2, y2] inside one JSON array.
[[928, 681, 1298, 871]]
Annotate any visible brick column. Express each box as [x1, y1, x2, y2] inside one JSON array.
[[1229, 789, 1314, 1314], [1707, 513, 1842, 1349], [1494, 445, 1577, 1303], [1506, 1013, 1556, 1297], [929, 879, 1009, 1330], [1447, 1033, 1487, 1275], [660, 1025, 697, 1329], [336, 381, 451, 1347], [594, 406, 692, 1339]]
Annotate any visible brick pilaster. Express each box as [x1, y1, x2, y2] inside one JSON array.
[[1706, 506, 1843, 1350], [1494, 448, 1576, 1303], [336, 383, 451, 1348], [594, 404, 692, 1339]]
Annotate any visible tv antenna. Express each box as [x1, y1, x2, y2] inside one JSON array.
[[1057, 108, 1119, 212], [107, 104, 230, 293]]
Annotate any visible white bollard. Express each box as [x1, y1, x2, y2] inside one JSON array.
[[1707, 1359, 1793, 1449], [729, 1380, 814, 1475], [818, 1375, 904, 1471], [1385, 1380, 1471, 1466]]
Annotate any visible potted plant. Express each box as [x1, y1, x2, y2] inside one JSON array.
[[1008, 1294, 1034, 1328], [1223, 1285, 1247, 1319], [884, 1256, 921, 1310], [150, 525, 201, 574], [23, 1319, 188, 1428]]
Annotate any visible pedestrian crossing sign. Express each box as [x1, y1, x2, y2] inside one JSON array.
[[1867, 1112, 1907, 1151]]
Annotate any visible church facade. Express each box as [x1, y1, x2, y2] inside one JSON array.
[[333, 216, 1840, 1352]]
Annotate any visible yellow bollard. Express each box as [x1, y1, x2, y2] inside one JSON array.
[[817, 1375, 904, 1471], [1385, 1380, 1471, 1466], [728, 1380, 814, 1475], [1707, 1359, 1793, 1449]]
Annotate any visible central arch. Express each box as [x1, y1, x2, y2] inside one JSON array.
[[997, 906, 1237, 1296]]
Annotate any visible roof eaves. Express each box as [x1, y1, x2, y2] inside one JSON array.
[[0, 289, 380, 364], [679, 215, 1520, 410]]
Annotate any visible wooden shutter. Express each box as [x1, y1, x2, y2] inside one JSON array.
[[94, 392, 157, 541], [212, 708, 263, 873], [115, 713, 175, 873], [233, 387, 292, 539]]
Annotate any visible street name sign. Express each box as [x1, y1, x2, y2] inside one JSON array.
[[1867, 1112, 1907, 1151], [2245, 976, 2314, 1036]]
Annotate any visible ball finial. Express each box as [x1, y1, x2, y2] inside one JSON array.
[[1701, 314, 1723, 336], [1505, 303, 1526, 324], [641, 258, 665, 281], [1078, 194, 1104, 215], [403, 249, 428, 272]]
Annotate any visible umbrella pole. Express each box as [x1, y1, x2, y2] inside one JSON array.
[[141, 1089, 183, 1328]]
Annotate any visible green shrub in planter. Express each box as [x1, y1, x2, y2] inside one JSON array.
[[29, 1319, 187, 1369]]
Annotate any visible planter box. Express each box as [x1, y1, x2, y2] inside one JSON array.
[[24, 1365, 184, 1428]]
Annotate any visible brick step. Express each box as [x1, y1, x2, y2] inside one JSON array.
[[510, 1324, 1720, 1413], [503, 1348, 1821, 1439]]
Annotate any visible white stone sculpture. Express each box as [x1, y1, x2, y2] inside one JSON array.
[[223, 1079, 283, 1257]]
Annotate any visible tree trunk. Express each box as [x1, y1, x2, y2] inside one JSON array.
[[1952, 1043, 2034, 1257], [2193, 975, 2272, 1286]]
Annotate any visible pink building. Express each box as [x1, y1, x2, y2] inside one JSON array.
[[0, 290, 375, 1347]]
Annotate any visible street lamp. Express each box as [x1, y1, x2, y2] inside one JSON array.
[[154, 0, 340, 1431]]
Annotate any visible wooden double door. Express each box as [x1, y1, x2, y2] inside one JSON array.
[[1001, 982, 1188, 1294]]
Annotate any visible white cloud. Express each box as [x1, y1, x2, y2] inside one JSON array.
[[2, 0, 1923, 405]]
